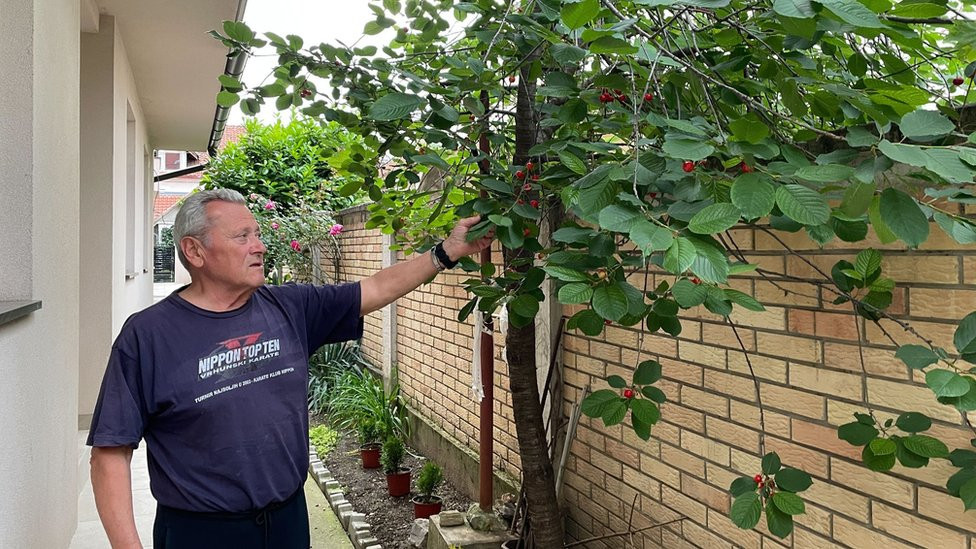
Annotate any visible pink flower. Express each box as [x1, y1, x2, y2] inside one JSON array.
[[264, 201, 276, 210], [290, 240, 301, 252], [271, 222, 279, 230], [249, 193, 259, 200], [329, 224, 344, 236]]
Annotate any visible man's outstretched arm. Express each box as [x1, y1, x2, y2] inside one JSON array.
[[359, 216, 493, 316]]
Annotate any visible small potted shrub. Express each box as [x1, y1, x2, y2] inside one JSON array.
[[412, 461, 444, 519], [358, 420, 381, 469], [381, 437, 411, 497]]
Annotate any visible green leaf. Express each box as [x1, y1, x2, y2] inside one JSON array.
[[895, 345, 939, 370], [948, 468, 976, 497], [630, 221, 674, 254], [902, 435, 949, 458], [662, 137, 714, 161], [581, 389, 618, 418], [588, 36, 638, 54], [925, 369, 971, 398], [730, 492, 762, 529], [544, 266, 589, 282], [558, 283, 594, 305], [775, 185, 831, 226], [890, 2, 947, 17], [689, 203, 742, 234], [602, 400, 628, 426], [607, 375, 628, 389], [216, 90, 240, 107], [896, 411, 932, 433], [488, 214, 512, 227], [672, 279, 708, 308], [954, 312, 976, 355], [561, 0, 601, 29], [870, 437, 897, 455], [731, 174, 776, 219], [895, 438, 930, 468], [900, 109, 956, 142], [553, 227, 595, 243], [223, 20, 254, 42], [642, 386, 667, 403], [960, 478, 976, 510], [730, 114, 770, 144], [599, 205, 643, 232], [730, 476, 758, 497], [592, 284, 629, 321], [634, 360, 663, 385], [558, 150, 587, 175], [771, 492, 805, 515], [762, 452, 782, 475], [879, 188, 929, 248], [765, 503, 794, 538], [551, 43, 588, 65], [690, 239, 729, 283], [862, 442, 897, 471], [369, 93, 424, 121], [815, 0, 885, 27], [878, 140, 928, 167], [868, 195, 898, 244], [663, 238, 696, 274], [509, 295, 540, 319], [630, 399, 660, 425], [774, 0, 816, 17], [838, 421, 879, 445], [725, 289, 765, 311], [793, 164, 855, 183], [775, 468, 813, 492]]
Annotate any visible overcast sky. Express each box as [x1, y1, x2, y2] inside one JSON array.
[[230, 1, 392, 124]]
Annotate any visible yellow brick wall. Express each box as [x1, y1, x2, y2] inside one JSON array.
[[329, 210, 976, 549]]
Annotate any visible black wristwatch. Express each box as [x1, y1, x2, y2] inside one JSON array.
[[431, 241, 459, 271]]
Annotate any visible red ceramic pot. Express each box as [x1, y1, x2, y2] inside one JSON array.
[[386, 468, 411, 497], [411, 495, 443, 519], [359, 443, 381, 469]]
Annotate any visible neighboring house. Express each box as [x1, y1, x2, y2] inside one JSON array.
[[0, 1, 244, 547]]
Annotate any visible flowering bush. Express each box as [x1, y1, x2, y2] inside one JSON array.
[[246, 193, 341, 284]]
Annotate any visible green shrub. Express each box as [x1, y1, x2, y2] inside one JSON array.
[[380, 437, 405, 474], [308, 424, 340, 457], [308, 342, 369, 416], [416, 461, 443, 501], [328, 366, 409, 442], [356, 419, 380, 446]]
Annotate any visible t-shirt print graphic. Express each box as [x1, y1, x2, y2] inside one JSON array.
[[196, 331, 283, 383]]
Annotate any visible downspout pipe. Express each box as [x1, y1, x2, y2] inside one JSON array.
[[207, 0, 249, 157], [477, 90, 495, 512]]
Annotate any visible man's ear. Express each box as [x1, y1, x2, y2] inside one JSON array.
[[180, 236, 206, 269]]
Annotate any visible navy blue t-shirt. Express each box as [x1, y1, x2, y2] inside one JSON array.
[[86, 282, 363, 512]]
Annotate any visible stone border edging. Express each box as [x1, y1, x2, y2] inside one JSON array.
[[309, 444, 383, 549]]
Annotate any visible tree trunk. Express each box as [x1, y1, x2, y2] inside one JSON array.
[[505, 56, 564, 547]]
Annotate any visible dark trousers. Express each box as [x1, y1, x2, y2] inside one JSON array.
[[152, 487, 310, 549]]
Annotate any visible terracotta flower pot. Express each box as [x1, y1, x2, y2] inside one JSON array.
[[359, 443, 381, 469], [386, 467, 411, 497], [411, 495, 443, 519]]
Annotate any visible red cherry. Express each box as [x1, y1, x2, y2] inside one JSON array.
[[530, 199, 539, 208], [682, 161, 695, 173], [954, 77, 965, 86], [613, 89, 622, 95], [604, 319, 613, 325], [300, 88, 312, 98], [469, 115, 475, 121], [508, 75, 516, 83], [523, 228, 531, 236], [648, 192, 658, 198], [537, 253, 545, 259], [523, 183, 532, 191], [691, 277, 701, 285], [617, 94, 629, 103], [516, 170, 526, 180], [517, 199, 525, 205], [525, 161, 534, 171], [623, 388, 634, 399], [740, 162, 753, 173], [753, 474, 763, 484], [531, 174, 539, 181], [644, 92, 653, 102]]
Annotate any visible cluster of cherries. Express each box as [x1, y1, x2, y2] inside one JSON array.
[[599, 88, 655, 104], [515, 161, 540, 210], [681, 160, 753, 173]]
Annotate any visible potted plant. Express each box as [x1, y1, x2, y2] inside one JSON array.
[[358, 420, 381, 469], [412, 461, 444, 519], [381, 436, 411, 497]]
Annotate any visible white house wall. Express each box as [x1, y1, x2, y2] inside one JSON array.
[[78, 14, 154, 428], [0, 0, 81, 547]]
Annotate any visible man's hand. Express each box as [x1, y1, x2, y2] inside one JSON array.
[[441, 215, 495, 261]]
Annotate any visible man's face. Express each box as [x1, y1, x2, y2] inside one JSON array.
[[198, 201, 267, 291]]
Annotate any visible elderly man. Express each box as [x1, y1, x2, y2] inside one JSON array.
[[87, 189, 493, 549]]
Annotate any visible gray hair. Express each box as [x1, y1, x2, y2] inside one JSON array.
[[172, 188, 246, 269]]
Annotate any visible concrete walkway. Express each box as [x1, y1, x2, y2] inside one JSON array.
[[70, 433, 352, 549]]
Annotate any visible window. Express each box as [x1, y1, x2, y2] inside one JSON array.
[[164, 152, 181, 171]]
